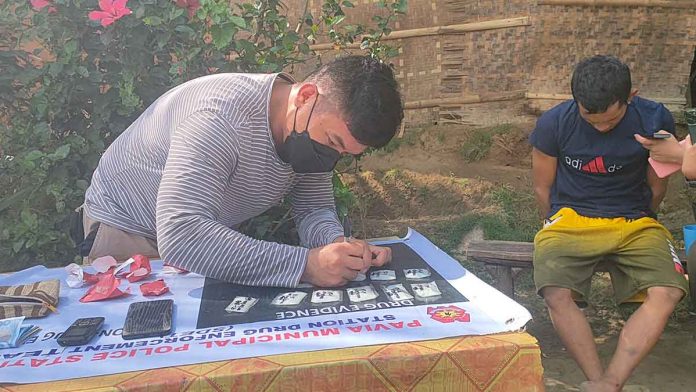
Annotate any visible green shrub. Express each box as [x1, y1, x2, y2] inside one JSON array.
[[0, 0, 405, 270], [459, 124, 513, 162]]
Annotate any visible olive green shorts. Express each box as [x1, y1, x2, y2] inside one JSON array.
[[534, 208, 688, 304]]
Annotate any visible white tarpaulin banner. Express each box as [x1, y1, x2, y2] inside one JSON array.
[[0, 229, 531, 384]]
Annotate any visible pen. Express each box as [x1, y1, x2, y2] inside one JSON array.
[[342, 215, 352, 242]]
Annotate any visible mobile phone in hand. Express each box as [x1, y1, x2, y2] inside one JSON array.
[[57, 317, 104, 347], [646, 133, 671, 140], [685, 108, 696, 145]]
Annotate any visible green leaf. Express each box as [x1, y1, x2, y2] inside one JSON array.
[[332, 15, 345, 26], [25, 150, 43, 161], [0, 186, 35, 213], [342, 0, 354, 7], [186, 47, 202, 59], [175, 25, 196, 36], [19, 160, 36, 171], [99, 30, 114, 46], [21, 210, 37, 228], [169, 63, 183, 76], [48, 63, 64, 77], [12, 240, 25, 254], [229, 15, 246, 28], [171, 8, 185, 20], [143, 16, 163, 26], [64, 41, 78, 57], [156, 31, 172, 49], [77, 66, 89, 78], [237, 39, 256, 54], [135, 6, 145, 19], [88, 69, 104, 83], [54, 144, 71, 159], [395, 0, 408, 13], [31, 95, 48, 118], [211, 23, 236, 49]]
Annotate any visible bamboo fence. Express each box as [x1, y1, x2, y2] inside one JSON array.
[[289, 0, 696, 126]]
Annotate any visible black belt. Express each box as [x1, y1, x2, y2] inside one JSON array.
[[69, 206, 98, 257]]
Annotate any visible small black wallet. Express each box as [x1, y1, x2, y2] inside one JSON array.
[[122, 299, 174, 340]]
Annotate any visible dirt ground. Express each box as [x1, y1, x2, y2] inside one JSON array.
[[346, 123, 696, 392]]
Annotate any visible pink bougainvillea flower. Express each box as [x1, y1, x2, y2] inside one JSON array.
[[175, 0, 200, 19], [30, 0, 57, 13], [88, 0, 132, 27]]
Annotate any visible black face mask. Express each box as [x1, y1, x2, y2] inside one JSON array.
[[277, 94, 341, 173]]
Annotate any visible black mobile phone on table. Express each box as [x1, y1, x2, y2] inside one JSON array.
[[57, 317, 104, 347], [122, 299, 173, 340]]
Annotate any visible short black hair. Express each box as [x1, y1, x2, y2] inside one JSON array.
[[308, 55, 404, 148], [571, 55, 632, 114]]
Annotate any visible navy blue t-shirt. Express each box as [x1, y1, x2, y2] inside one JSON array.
[[529, 96, 675, 219]]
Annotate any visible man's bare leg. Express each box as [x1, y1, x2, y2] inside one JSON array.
[[582, 286, 683, 392], [543, 286, 604, 381]]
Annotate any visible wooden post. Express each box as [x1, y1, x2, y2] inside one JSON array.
[[309, 17, 531, 51], [397, 121, 406, 138], [526, 92, 686, 106], [489, 266, 515, 299], [404, 90, 527, 110], [538, 0, 694, 8]]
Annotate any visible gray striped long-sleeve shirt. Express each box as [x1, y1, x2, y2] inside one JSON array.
[[84, 73, 344, 287]]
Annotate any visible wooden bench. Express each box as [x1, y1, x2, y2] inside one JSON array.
[[464, 240, 695, 307]]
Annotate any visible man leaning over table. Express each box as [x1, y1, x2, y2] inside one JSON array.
[[529, 55, 688, 392], [77, 55, 404, 288]]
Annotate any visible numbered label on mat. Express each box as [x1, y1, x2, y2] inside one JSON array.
[[271, 292, 307, 306], [382, 284, 414, 301], [351, 272, 367, 282], [404, 268, 431, 280], [311, 290, 343, 304], [369, 270, 396, 281], [347, 285, 379, 303], [411, 281, 442, 298], [225, 296, 259, 313]]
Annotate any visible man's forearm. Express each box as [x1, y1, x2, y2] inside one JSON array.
[[650, 186, 666, 213], [294, 208, 344, 248], [534, 187, 551, 219], [158, 215, 309, 287], [647, 168, 668, 213]]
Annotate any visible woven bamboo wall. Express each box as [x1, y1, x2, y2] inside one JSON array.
[[287, 0, 696, 126], [528, 1, 696, 115]]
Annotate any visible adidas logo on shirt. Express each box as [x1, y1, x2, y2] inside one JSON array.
[[565, 156, 623, 174]]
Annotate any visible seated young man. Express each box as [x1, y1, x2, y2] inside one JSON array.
[[529, 55, 688, 392]]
